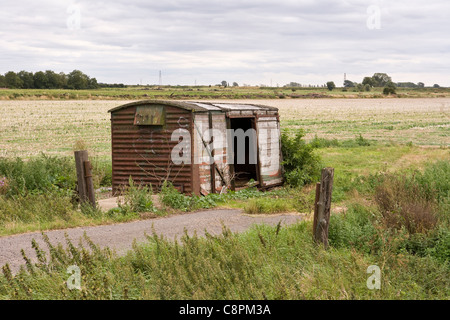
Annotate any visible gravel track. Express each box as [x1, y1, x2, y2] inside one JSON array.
[[0, 209, 303, 272]]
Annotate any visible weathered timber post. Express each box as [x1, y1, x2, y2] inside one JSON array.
[[84, 160, 96, 208], [74, 150, 96, 208], [313, 167, 334, 248], [312, 182, 321, 238]]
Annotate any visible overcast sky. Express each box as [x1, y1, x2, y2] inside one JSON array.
[[1, 0, 449, 86]]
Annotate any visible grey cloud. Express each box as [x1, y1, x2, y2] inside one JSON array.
[[0, 0, 449, 86]]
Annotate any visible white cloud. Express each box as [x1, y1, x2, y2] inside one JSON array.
[[0, 0, 449, 86]]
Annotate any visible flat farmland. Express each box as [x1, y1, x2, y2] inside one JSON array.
[[0, 98, 449, 158]]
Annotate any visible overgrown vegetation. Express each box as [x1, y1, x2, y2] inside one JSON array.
[[280, 131, 376, 190], [0, 153, 448, 299], [0, 154, 111, 197], [1, 193, 448, 299], [310, 134, 373, 148], [0, 191, 74, 226], [159, 181, 293, 213], [281, 129, 322, 187], [0, 154, 76, 196], [244, 197, 293, 214], [0, 154, 112, 235], [107, 178, 158, 220], [329, 160, 450, 264]]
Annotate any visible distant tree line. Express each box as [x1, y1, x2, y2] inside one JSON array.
[[283, 82, 327, 88], [0, 70, 101, 90], [340, 73, 397, 94], [98, 83, 126, 88], [344, 73, 441, 91]]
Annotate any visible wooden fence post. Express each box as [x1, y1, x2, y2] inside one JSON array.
[[84, 160, 96, 208], [74, 150, 96, 208], [313, 167, 334, 248], [312, 182, 321, 238]]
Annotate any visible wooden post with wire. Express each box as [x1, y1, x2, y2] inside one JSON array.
[[74, 150, 96, 208], [313, 167, 334, 248]]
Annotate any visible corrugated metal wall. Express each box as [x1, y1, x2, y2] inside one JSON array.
[[111, 104, 194, 194]]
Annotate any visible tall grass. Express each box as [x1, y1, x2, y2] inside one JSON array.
[[0, 155, 145, 235], [0, 153, 112, 196], [281, 129, 322, 187], [244, 197, 293, 214], [374, 160, 449, 232], [330, 160, 450, 264], [1, 221, 448, 300], [310, 134, 374, 148], [0, 154, 76, 196], [375, 176, 438, 234], [158, 182, 283, 212], [0, 154, 447, 299], [0, 191, 74, 225]]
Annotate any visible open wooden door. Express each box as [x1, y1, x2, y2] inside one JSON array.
[[255, 115, 284, 188]]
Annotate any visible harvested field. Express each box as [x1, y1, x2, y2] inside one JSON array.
[[0, 98, 448, 158]]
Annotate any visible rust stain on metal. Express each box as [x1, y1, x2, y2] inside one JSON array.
[[134, 105, 165, 125]]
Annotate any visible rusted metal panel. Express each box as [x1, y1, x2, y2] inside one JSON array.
[[226, 114, 256, 119], [134, 105, 165, 125], [227, 111, 242, 117], [111, 104, 193, 194]]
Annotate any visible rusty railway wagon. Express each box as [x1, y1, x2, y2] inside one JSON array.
[[109, 100, 284, 195]]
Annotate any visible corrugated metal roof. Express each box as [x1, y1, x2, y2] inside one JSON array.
[[211, 104, 262, 110], [190, 102, 222, 111], [108, 100, 278, 113]]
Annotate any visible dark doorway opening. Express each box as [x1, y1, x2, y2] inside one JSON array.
[[229, 117, 259, 188]]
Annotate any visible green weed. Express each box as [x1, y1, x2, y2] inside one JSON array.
[[108, 178, 156, 218], [281, 129, 322, 187], [244, 197, 293, 214], [1, 220, 448, 300], [0, 154, 76, 196]]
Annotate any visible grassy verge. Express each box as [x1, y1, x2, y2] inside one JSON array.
[[0, 148, 448, 299], [1, 201, 447, 299], [1, 141, 447, 236], [318, 143, 449, 203]]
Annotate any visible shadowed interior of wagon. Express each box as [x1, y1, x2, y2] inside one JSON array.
[[229, 117, 258, 188]]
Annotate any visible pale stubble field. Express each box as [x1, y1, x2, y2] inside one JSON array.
[[0, 98, 449, 158]]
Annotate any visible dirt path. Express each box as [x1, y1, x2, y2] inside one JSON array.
[[0, 209, 303, 272]]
